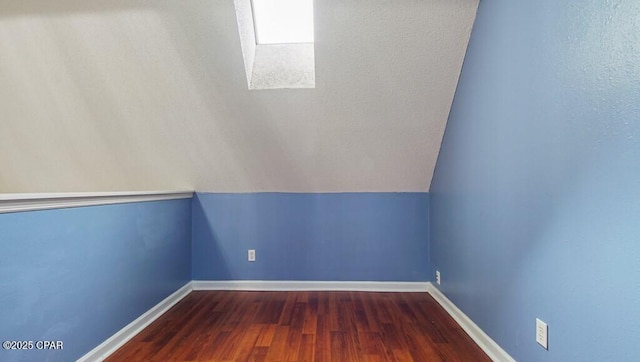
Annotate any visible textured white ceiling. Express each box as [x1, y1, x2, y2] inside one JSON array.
[[0, 0, 478, 193]]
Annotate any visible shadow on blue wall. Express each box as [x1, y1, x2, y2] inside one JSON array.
[[192, 192, 429, 282]]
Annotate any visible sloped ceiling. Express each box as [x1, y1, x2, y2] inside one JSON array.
[[0, 0, 478, 193]]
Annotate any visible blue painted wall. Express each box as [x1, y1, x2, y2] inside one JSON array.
[[0, 199, 191, 362], [430, 0, 640, 361], [192, 192, 429, 281]]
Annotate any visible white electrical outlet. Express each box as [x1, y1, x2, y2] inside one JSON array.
[[435, 270, 441, 285], [248, 249, 256, 262], [536, 318, 548, 349]]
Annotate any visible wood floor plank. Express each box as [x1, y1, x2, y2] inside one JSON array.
[[297, 333, 315, 362], [314, 314, 330, 362], [105, 291, 490, 362], [254, 324, 277, 348], [263, 325, 290, 361]]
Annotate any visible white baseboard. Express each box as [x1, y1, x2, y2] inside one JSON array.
[[426, 283, 515, 362], [77, 282, 192, 362], [191, 280, 430, 292]]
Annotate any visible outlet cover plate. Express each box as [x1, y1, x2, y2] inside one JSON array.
[[536, 318, 548, 349]]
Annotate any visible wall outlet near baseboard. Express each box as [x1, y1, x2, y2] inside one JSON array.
[[435, 270, 441, 285], [536, 318, 548, 349], [248, 249, 256, 262]]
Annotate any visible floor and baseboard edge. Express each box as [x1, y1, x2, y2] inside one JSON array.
[[78, 281, 514, 361], [426, 282, 516, 362], [191, 280, 430, 292], [77, 282, 193, 362]]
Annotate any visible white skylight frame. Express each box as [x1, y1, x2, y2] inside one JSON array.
[[251, 0, 314, 45], [234, 0, 315, 89]]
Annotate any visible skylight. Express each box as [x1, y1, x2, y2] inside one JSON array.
[[252, 0, 314, 44], [234, 0, 315, 89]]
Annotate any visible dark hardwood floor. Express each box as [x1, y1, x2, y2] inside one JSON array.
[[106, 291, 490, 361]]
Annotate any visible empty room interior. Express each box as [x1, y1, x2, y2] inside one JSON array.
[[1, 0, 639, 361]]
